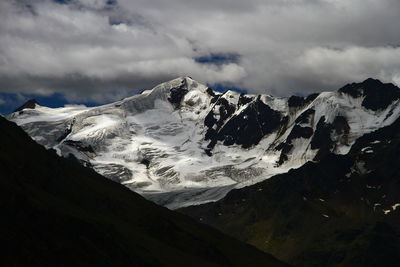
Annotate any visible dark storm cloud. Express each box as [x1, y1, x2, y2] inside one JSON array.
[[0, 0, 400, 102]]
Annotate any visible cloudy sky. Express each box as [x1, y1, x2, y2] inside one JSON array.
[[1, 0, 400, 112]]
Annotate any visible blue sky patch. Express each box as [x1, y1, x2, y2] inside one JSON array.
[[106, 0, 118, 6], [53, 0, 72, 4], [195, 53, 240, 65]]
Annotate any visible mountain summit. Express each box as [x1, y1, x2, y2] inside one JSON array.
[[7, 77, 400, 208], [14, 99, 39, 112]]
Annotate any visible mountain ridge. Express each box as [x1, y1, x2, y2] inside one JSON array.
[[7, 77, 400, 208]]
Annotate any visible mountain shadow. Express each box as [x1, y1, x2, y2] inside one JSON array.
[[0, 116, 286, 267]]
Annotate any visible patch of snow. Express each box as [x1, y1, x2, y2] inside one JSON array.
[[370, 140, 381, 144], [10, 105, 90, 125], [383, 209, 392, 215], [392, 203, 400, 210], [373, 203, 381, 211]]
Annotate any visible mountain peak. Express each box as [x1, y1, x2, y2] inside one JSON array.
[[339, 78, 400, 111], [14, 99, 39, 112], [8, 77, 400, 208], [362, 77, 383, 86]]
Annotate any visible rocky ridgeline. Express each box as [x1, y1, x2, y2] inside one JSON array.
[[7, 77, 400, 208]]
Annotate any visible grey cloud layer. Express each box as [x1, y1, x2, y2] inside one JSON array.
[[1, 0, 400, 102]]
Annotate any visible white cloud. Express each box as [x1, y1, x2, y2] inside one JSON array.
[[294, 46, 400, 86], [0, 0, 399, 102]]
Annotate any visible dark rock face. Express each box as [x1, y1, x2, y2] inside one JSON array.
[[167, 79, 189, 108], [332, 116, 350, 135], [287, 125, 314, 141], [205, 97, 283, 152], [311, 116, 351, 161], [14, 99, 38, 112], [339, 78, 400, 111], [140, 158, 150, 168], [305, 93, 319, 102], [277, 125, 314, 165], [204, 95, 238, 151], [63, 140, 95, 153], [238, 94, 254, 107], [295, 109, 316, 124], [276, 108, 317, 165], [220, 99, 283, 149], [288, 96, 307, 108], [332, 116, 350, 145], [206, 87, 221, 104], [276, 142, 293, 165], [288, 93, 319, 108], [311, 117, 335, 161], [206, 87, 216, 97]]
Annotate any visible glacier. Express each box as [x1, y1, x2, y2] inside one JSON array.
[[7, 77, 400, 208]]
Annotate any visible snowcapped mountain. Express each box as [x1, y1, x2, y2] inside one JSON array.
[[7, 77, 400, 208]]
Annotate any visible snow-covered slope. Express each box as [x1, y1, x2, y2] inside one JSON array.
[[7, 77, 400, 208]]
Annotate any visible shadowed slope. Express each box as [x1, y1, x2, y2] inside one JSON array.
[[0, 116, 286, 267]]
